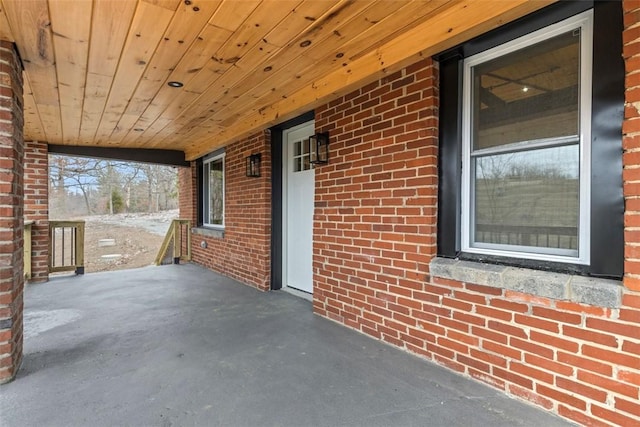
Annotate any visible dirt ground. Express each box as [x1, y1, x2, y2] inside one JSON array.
[[78, 210, 178, 273]]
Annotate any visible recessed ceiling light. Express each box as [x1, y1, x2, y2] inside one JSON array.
[[522, 86, 529, 93], [168, 81, 184, 88], [134, 128, 144, 132]]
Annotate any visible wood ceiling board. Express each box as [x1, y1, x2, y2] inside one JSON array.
[[86, 0, 138, 77], [3, 0, 62, 143], [118, 1, 221, 117], [165, 0, 427, 145], [142, 0, 181, 11], [93, 1, 174, 142], [2, 0, 56, 98], [151, 0, 373, 147], [188, 0, 554, 150], [163, 22, 233, 95], [49, 0, 92, 143], [138, 0, 304, 147], [147, 38, 283, 146], [297, 1, 415, 62], [110, 1, 222, 143], [37, 104, 63, 144], [202, 0, 391, 115], [123, 23, 234, 147], [122, 1, 263, 148], [79, 0, 137, 143], [188, 0, 300, 88], [126, 0, 325, 148], [23, 74, 46, 141], [232, 0, 449, 116], [206, 0, 261, 32], [0, 2, 14, 42], [197, 0, 447, 135], [80, 72, 116, 145], [264, 0, 343, 48], [110, 113, 143, 143], [184, 0, 556, 160], [325, 0, 453, 63], [210, 0, 299, 62]]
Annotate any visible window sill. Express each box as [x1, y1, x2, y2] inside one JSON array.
[[192, 226, 224, 239], [429, 257, 622, 308]]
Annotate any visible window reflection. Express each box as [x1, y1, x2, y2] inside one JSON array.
[[472, 30, 580, 150], [474, 145, 579, 250]]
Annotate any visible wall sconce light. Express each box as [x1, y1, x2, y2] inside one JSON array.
[[309, 132, 329, 164], [246, 153, 261, 177]]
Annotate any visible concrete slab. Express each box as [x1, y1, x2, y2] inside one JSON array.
[[0, 264, 573, 426]]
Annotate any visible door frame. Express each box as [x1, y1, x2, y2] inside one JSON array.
[[269, 111, 315, 290]]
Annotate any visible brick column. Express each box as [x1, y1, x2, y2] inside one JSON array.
[[178, 163, 196, 223], [24, 140, 48, 282], [0, 41, 24, 383]]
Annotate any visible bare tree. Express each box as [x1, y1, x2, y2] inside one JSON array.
[[49, 154, 178, 217]]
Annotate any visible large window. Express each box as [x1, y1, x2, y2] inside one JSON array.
[[438, 1, 624, 278], [202, 153, 225, 227], [462, 12, 591, 264]]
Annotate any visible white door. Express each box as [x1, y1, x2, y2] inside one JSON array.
[[283, 121, 315, 294]]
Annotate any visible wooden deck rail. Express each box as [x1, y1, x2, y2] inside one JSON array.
[[49, 220, 85, 274], [155, 219, 191, 265], [475, 224, 578, 249], [24, 220, 33, 280]]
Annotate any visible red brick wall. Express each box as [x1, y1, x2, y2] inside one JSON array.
[[174, 3, 640, 424], [178, 164, 195, 223], [313, 58, 439, 335], [385, 276, 639, 427], [0, 41, 24, 384], [23, 140, 48, 282], [311, 25, 640, 425], [188, 131, 272, 291]]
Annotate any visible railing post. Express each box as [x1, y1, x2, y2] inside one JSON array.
[[186, 221, 191, 261], [75, 222, 85, 274], [155, 219, 191, 265], [23, 221, 33, 280], [173, 221, 181, 264]]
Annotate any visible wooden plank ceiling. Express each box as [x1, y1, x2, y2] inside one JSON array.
[[0, 0, 554, 161]]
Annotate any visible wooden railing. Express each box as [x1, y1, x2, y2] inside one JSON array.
[[49, 220, 85, 274], [24, 220, 33, 280], [476, 224, 578, 249], [155, 219, 191, 265]]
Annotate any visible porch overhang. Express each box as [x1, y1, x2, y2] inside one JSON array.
[[0, 0, 555, 161], [48, 144, 189, 167]]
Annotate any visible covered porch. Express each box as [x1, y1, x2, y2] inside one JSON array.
[[0, 264, 569, 426]]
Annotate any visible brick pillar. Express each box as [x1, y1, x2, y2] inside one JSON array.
[[0, 41, 24, 383], [24, 140, 48, 282], [623, 0, 640, 292], [178, 163, 196, 223]]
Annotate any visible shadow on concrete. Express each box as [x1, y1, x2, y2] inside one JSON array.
[[0, 264, 572, 426]]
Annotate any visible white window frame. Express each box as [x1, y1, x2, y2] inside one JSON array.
[[202, 152, 225, 229], [461, 11, 593, 265]]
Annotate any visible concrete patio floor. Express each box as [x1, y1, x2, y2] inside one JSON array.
[[1, 264, 572, 427]]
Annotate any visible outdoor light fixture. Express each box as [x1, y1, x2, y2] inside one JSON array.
[[246, 153, 261, 178], [309, 132, 329, 164]]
